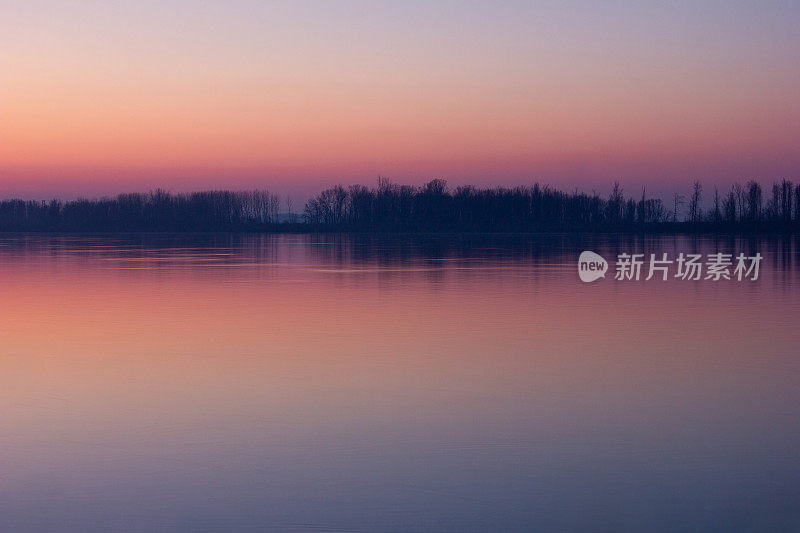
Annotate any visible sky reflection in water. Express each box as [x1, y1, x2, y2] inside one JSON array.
[[1, 234, 799, 532]]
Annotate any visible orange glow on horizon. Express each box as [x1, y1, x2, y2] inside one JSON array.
[[1, 2, 799, 196]]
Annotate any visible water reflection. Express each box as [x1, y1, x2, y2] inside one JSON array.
[[1, 234, 799, 532]]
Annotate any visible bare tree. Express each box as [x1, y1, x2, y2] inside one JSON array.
[[733, 183, 746, 221], [688, 180, 702, 223], [672, 193, 685, 222], [286, 196, 297, 223], [781, 179, 793, 223], [746, 181, 762, 222], [606, 182, 624, 222]]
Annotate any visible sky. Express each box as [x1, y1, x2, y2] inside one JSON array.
[[1, 0, 799, 202]]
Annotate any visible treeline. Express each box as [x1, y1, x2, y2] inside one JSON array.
[[0, 190, 281, 231], [1, 179, 799, 232], [304, 178, 800, 232]]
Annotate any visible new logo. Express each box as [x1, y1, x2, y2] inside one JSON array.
[[578, 251, 608, 282]]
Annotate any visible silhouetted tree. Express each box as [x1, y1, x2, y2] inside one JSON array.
[[795, 185, 800, 224], [672, 193, 685, 222], [781, 179, 793, 224], [2, 180, 798, 233], [723, 190, 737, 223], [688, 181, 702, 223], [746, 181, 762, 223]]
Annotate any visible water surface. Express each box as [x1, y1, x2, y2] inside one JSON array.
[[1, 234, 799, 532]]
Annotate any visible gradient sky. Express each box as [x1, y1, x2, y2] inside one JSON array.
[[1, 0, 799, 201]]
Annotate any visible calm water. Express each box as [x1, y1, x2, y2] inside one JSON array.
[[1, 234, 799, 532]]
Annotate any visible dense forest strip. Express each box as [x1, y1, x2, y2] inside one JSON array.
[[1, 179, 799, 232]]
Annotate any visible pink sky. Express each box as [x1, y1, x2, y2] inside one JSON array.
[[1, 1, 798, 202]]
